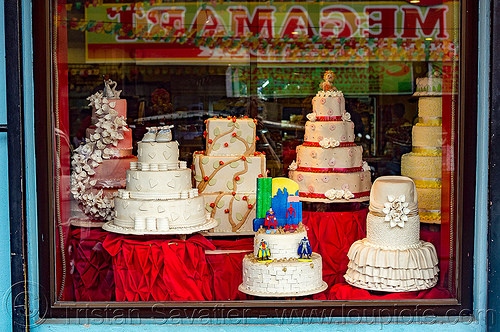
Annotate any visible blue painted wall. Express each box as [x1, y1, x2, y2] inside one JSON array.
[[0, 0, 13, 331], [0, 0, 487, 330]]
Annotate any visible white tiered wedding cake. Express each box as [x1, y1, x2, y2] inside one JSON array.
[[289, 71, 371, 202], [103, 127, 217, 235]]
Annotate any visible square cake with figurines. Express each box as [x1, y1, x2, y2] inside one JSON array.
[[102, 126, 217, 235], [71, 79, 137, 224], [193, 116, 267, 235], [238, 177, 327, 297], [288, 71, 372, 203]]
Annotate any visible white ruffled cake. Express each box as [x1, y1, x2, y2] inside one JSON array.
[[102, 128, 217, 235], [239, 224, 328, 297], [344, 176, 439, 292], [288, 71, 372, 203]]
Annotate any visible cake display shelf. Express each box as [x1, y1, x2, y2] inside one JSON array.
[[103, 215, 218, 235]]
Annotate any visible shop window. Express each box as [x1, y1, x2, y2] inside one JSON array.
[[34, 0, 476, 319]]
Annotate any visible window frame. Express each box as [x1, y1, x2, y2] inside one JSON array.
[[33, 0, 477, 319]]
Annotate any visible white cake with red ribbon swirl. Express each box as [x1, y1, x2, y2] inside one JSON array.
[[193, 116, 267, 235], [288, 71, 372, 203], [344, 176, 439, 292]]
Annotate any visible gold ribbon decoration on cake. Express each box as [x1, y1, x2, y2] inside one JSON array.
[[418, 117, 442, 126], [411, 177, 442, 188], [412, 146, 442, 155]]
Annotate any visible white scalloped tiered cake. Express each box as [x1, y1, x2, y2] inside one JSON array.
[[401, 73, 443, 224], [288, 71, 372, 203], [102, 128, 217, 235], [239, 224, 327, 297], [344, 176, 439, 292], [193, 116, 266, 234], [71, 79, 137, 223]]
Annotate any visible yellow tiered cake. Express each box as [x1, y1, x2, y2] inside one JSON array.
[[401, 96, 442, 223]]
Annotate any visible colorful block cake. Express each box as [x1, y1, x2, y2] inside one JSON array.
[[238, 177, 327, 297], [288, 71, 372, 202], [193, 116, 267, 234]]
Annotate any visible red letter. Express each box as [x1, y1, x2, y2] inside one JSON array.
[[280, 6, 317, 38], [320, 6, 358, 38], [228, 7, 275, 38], [364, 6, 398, 38], [402, 7, 448, 38]]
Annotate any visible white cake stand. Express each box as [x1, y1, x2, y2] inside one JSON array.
[[238, 281, 328, 298], [102, 216, 219, 235], [299, 196, 370, 204]]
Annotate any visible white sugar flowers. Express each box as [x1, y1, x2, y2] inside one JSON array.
[[383, 195, 411, 228], [319, 137, 340, 148], [341, 112, 351, 122], [325, 189, 354, 200], [306, 113, 317, 122], [288, 160, 298, 170]]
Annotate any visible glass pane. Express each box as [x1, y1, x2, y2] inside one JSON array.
[[50, 0, 460, 305]]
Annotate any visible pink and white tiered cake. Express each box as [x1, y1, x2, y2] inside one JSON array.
[[289, 71, 372, 203], [70, 79, 137, 223]]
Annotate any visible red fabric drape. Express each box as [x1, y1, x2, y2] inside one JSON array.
[[326, 283, 451, 300], [70, 227, 115, 301], [303, 209, 368, 288], [206, 238, 253, 301], [103, 233, 215, 301]]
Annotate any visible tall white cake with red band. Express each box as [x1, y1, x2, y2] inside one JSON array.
[[289, 71, 372, 202], [193, 116, 267, 234], [70, 79, 137, 223]]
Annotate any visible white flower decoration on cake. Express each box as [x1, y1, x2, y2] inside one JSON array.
[[362, 161, 370, 171], [306, 113, 317, 122], [341, 112, 351, 122], [382, 195, 411, 228], [288, 161, 298, 170], [325, 189, 354, 200], [319, 137, 340, 148]]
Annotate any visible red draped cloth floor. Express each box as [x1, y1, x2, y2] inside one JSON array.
[[69, 226, 115, 301], [102, 233, 215, 301], [68, 209, 450, 301]]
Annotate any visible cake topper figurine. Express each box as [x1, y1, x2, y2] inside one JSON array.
[[286, 204, 295, 220], [297, 237, 312, 261], [319, 71, 337, 92], [103, 78, 122, 99], [257, 240, 271, 262], [265, 207, 278, 230]]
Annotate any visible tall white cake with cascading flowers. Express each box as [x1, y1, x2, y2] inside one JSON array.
[[344, 176, 439, 292], [70, 79, 137, 223], [288, 71, 372, 202], [102, 127, 217, 235]]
